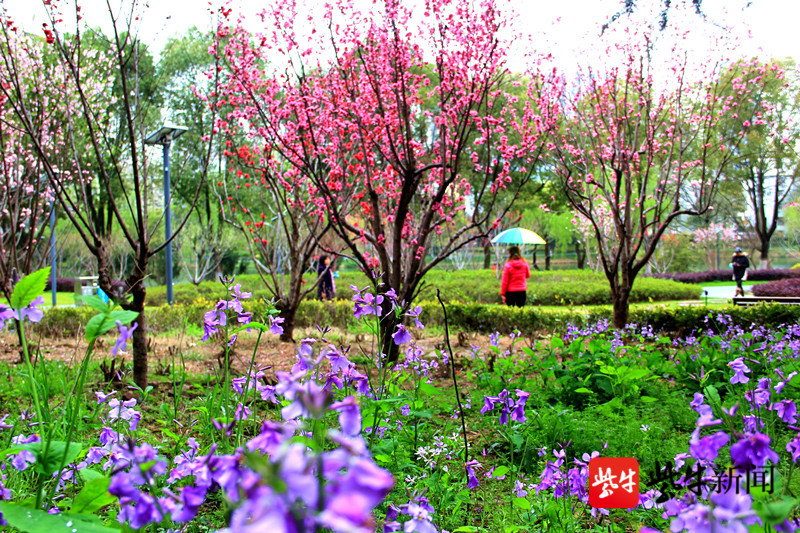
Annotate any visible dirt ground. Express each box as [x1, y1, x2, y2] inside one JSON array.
[[0, 326, 532, 381]]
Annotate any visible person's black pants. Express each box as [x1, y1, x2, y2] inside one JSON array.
[[505, 291, 526, 307]]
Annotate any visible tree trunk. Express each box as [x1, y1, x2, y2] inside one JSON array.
[[759, 238, 770, 269], [128, 281, 148, 389], [483, 242, 492, 269], [544, 240, 551, 271], [612, 290, 630, 329], [278, 303, 297, 343], [575, 241, 586, 270], [380, 310, 401, 364]]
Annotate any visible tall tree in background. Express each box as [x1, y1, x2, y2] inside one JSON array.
[[722, 59, 799, 268], [0, 2, 219, 387], [223, 0, 557, 360], [549, 11, 772, 328]]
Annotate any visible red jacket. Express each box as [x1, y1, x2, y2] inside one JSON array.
[[501, 258, 530, 295]]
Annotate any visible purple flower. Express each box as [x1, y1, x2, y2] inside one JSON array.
[[728, 357, 751, 384], [774, 400, 797, 425], [392, 324, 413, 346], [786, 435, 800, 463], [402, 503, 437, 533], [466, 460, 481, 489], [481, 389, 529, 425], [10, 450, 35, 471], [689, 429, 729, 462], [0, 305, 14, 330], [269, 315, 285, 336], [406, 306, 425, 330], [17, 296, 45, 323], [112, 321, 138, 356], [729, 432, 780, 471], [330, 396, 362, 437], [94, 391, 116, 404], [107, 398, 141, 431], [202, 307, 227, 342]]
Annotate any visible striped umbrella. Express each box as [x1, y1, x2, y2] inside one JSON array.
[[490, 227, 546, 245]]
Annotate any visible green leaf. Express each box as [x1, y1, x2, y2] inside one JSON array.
[[0, 502, 118, 533], [419, 382, 442, 396], [11, 267, 50, 310], [71, 477, 115, 514], [705, 385, 722, 407], [753, 497, 799, 525], [574, 387, 594, 394], [3, 441, 82, 477], [108, 310, 138, 325], [84, 315, 117, 343], [550, 336, 564, 349], [80, 296, 109, 314], [512, 497, 532, 510], [491, 466, 509, 478], [640, 396, 659, 403], [453, 527, 480, 532]]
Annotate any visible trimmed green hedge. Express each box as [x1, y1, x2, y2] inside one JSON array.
[[32, 299, 800, 339], [146, 270, 699, 307]]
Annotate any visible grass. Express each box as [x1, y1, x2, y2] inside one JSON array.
[[1, 291, 77, 307]]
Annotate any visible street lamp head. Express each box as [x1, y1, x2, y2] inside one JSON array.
[[144, 124, 188, 146]]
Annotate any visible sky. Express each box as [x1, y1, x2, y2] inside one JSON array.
[[4, 0, 800, 66]]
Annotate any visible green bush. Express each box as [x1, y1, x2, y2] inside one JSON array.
[[34, 298, 800, 341], [147, 269, 699, 307]]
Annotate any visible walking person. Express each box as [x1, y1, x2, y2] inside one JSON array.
[[317, 255, 335, 301], [730, 247, 750, 298], [500, 246, 530, 307]]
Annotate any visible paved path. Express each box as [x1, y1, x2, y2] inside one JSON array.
[[700, 285, 752, 299]]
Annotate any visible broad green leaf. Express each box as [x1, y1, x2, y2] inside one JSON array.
[[10, 267, 50, 310], [108, 310, 138, 325], [84, 315, 117, 342], [550, 337, 564, 349], [705, 385, 722, 407], [574, 388, 594, 394], [512, 497, 532, 510], [640, 396, 658, 403], [419, 382, 442, 396], [80, 296, 109, 314], [753, 497, 799, 525], [71, 477, 115, 514], [491, 466, 509, 478], [0, 502, 118, 533], [453, 527, 480, 532], [4, 441, 83, 477]]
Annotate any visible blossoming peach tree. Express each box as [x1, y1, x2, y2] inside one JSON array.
[[215, 0, 559, 361], [547, 11, 776, 328]]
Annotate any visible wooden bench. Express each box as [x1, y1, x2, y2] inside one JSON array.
[[732, 296, 800, 307]]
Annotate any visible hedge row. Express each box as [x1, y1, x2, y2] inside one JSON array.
[[648, 269, 800, 284], [752, 279, 800, 297], [31, 298, 800, 340], [146, 270, 699, 307], [45, 277, 127, 293]]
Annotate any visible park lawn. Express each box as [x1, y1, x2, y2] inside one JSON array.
[[0, 291, 76, 308]]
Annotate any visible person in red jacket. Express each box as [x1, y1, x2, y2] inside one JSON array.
[[501, 246, 530, 307]]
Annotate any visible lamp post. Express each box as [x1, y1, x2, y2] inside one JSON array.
[[144, 124, 188, 306]]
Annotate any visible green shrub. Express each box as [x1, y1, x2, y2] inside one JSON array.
[[147, 269, 698, 307], [32, 299, 800, 340]]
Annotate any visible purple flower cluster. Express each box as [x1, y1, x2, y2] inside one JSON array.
[[202, 282, 256, 343], [383, 496, 439, 533], [0, 295, 45, 331], [481, 389, 530, 425]]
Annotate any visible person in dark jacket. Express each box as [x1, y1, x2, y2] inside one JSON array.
[[501, 246, 531, 307], [317, 255, 335, 301], [731, 247, 750, 297]]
